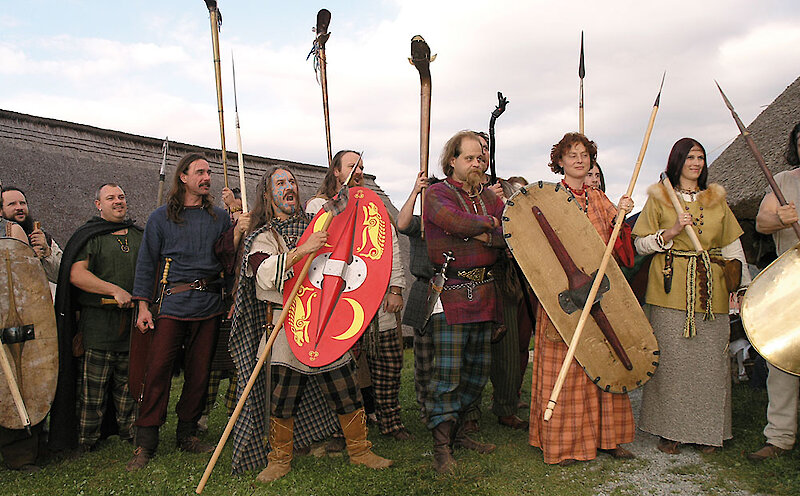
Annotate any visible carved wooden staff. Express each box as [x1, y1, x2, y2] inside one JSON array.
[[488, 91, 508, 184], [409, 35, 434, 237], [717, 81, 800, 240], [203, 0, 229, 188], [231, 53, 249, 213], [544, 73, 665, 421], [578, 31, 585, 134], [156, 137, 169, 207], [196, 165, 358, 494]]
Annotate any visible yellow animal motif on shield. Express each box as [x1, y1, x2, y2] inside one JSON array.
[[356, 202, 385, 260], [332, 298, 365, 341], [312, 212, 334, 248], [288, 285, 315, 346]]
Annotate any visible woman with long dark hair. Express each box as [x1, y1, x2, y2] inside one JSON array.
[[633, 137, 749, 454]]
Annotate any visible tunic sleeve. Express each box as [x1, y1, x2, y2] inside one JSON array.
[[132, 211, 164, 302], [246, 232, 292, 296]]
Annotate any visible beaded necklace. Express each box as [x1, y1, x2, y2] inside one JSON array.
[[116, 235, 130, 253], [678, 190, 705, 235], [560, 179, 589, 214]]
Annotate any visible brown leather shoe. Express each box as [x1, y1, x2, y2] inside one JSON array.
[[557, 458, 576, 467], [498, 415, 529, 430], [461, 420, 479, 434], [657, 438, 681, 455], [698, 445, 717, 454], [747, 444, 788, 461], [178, 436, 215, 454], [600, 447, 635, 459], [432, 421, 456, 474], [388, 427, 414, 441], [452, 422, 495, 454], [125, 447, 154, 472]]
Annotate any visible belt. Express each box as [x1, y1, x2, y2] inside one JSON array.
[[165, 275, 223, 296], [437, 265, 494, 283]]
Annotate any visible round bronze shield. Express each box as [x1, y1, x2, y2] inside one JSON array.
[[0, 238, 58, 429]]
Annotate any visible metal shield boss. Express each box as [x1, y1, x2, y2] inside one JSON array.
[[0, 238, 58, 429], [741, 241, 800, 376], [503, 182, 659, 393], [284, 187, 392, 367]]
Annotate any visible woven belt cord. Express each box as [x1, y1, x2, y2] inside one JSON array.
[[670, 249, 715, 337]]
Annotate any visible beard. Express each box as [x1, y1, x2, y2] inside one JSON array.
[[16, 214, 34, 234], [464, 169, 484, 192]]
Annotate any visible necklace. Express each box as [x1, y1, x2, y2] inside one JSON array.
[[561, 180, 589, 214], [680, 195, 705, 235], [116, 236, 130, 253], [467, 184, 484, 198]]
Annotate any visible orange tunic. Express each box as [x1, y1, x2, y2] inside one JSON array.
[[528, 185, 635, 464]]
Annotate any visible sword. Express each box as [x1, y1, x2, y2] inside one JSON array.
[[422, 251, 454, 328]]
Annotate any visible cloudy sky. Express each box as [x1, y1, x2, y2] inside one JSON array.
[[2, 1, 799, 209]]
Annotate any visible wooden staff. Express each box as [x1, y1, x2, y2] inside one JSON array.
[[196, 164, 357, 493], [314, 9, 333, 167], [231, 52, 249, 213], [659, 172, 704, 252], [544, 73, 665, 422], [409, 35, 434, 237], [579, 31, 585, 134], [488, 91, 508, 184], [204, 0, 229, 188], [156, 137, 169, 207], [716, 81, 800, 240]]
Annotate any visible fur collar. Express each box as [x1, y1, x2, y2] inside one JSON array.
[[646, 182, 726, 208]]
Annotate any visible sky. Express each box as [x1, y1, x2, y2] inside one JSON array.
[[2, 0, 800, 210]]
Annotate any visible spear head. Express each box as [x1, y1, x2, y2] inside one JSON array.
[[578, 31, 585, 79]]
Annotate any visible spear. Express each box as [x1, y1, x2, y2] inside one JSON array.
[[716, 81, 800, 239], [231, 52, 249, 213], [203, 0, 229, 188], [579, 31, 585, 134], [544, 73, 665, 422], [156, 137, 169, 207], [409, 35, 435, 238], [309, 9, 333, 167]]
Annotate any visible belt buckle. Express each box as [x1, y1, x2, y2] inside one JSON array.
[[190, 279, 207, 291], [459, 267, 485, 283]]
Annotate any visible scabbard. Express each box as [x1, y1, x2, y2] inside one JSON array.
[[663, 250, 673, 294]]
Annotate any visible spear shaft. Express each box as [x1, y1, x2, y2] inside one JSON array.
[[231, 53, 249, 213], [315, 9, 333, 167], [716, 81, 800, 240], [410, 35, 434, 238], [544, 73, 665, 422], [204, 0, 229, 188]]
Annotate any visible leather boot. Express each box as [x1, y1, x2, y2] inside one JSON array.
[[431, 420, 456, 474], [452, 420, 495, 454], [176, 420, 214, 453], [339, 408, 393, 469], [256, 417, 294, 483], [126, 426, 158, 472]]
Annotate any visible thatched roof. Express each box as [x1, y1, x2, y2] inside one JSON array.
[[709, 76, 800, 219], [0, 108, 398, 247]]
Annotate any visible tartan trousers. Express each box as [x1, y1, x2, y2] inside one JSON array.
[[203, 369, 238, 417], [365, 328, 405, 435], [79, 349, 135, 445], [425, 314, 492, 429], [413, 321, 435, 420], [271, 360, 362, 419]]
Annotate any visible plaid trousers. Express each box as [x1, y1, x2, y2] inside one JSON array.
[[271, 361, 362, 418], [425, 314, 492, 429], [413, 321, 435, 420], [365, 328, 405, 435], [79, 349, 135, 445], [203, 369, 238, 417]]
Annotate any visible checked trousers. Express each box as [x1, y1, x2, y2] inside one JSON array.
[[79, 349, 135, 445]]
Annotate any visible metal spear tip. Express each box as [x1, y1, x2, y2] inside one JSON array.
[[653, 71, 666, 107], [659, 171, 669, 182], [204, 0, 217, 10], [578, 31, 585, 79], [715, 80, 735, 111]]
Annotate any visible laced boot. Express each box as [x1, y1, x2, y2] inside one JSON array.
[[339, 408, 393, 469], [176, 420, 214, 453], [126, 426, 158, 472], [257, 417, 294, 483], [452, 419, 495, 454], [431, 420, 456, 474]]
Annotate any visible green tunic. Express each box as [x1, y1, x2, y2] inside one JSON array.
[[76, 229, 143, 351]]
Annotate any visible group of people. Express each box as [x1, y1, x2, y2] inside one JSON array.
[[1, 122, 799, 481]]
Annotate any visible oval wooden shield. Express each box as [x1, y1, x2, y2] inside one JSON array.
[[741, 241, 800, 376], [503, 182, 659, 393], [284, 187, 392, 367], [0, 238, 58, 428]]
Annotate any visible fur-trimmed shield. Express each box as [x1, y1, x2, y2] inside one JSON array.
[[285, 187, 392, 367], [503, 182, 659, 393], [0, 238, 58, 428]]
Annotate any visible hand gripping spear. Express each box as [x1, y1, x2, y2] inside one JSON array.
[[578, 31, 585, 134], [156, 137, 169, 207], [409, 35, 435, 237], [544, 73, 665, 422], [309, 9, 333, 167], [488, 92, 508, 184], [716, 81, 800, 240], [203, 0, 229, 188], [195, 164, 358, 494], [231, 53, 249, 213]]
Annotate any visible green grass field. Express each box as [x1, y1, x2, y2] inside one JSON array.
[[1, 351, 797, 495]]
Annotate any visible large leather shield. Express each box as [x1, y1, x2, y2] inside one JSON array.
[[285, 187, 392, 367], [0, 238, 58, 428], [503, 182, 659, 393], [741, 241, 800, 376]]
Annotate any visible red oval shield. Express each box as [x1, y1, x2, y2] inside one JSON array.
[[284, 187, 392, 367]]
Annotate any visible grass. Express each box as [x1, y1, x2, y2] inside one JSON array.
[[1, 353, 797, 495]]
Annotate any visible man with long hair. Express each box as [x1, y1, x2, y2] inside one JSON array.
[[230, 167, 392, 482], [423, 130, 506, 473], [126, 153, 243, 471]]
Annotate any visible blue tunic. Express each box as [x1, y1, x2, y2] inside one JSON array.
[[133, 205, 231, 320]]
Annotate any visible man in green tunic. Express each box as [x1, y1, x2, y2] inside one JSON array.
[[69, 183, 143, 452]]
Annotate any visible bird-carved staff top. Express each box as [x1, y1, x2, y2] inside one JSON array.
[[488, 91, 508, 184]]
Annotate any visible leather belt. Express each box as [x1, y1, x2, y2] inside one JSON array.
[[165, 275, 223, 296], [437, 265, 494, 283]]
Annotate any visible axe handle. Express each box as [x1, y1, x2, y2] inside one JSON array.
[[589, 304, 633, 370], [661, 177, 704, 252], [0, 344, 31, 431], [196, 213, 335, 494]]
